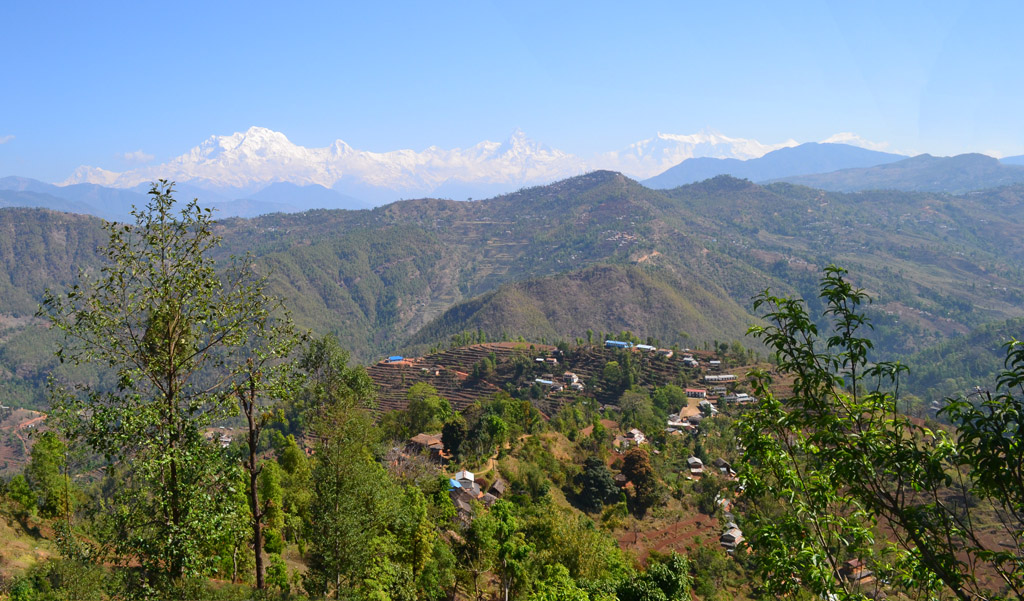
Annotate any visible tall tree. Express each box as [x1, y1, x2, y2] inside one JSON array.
[[40, 181, 281, 585], [622, 447, 658, 516], [24, 430, 69, 518], [299, 335, 398, 599], [233, 313, 302, 590], [576, 456, 619, 513]]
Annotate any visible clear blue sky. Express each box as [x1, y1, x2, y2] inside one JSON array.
[[2, 0, 1022, 182]]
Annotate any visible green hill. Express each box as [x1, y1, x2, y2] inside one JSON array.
[[901, 316, 1024, 404], [405, 264, 754, 353], [2, 171, 1024, 409]]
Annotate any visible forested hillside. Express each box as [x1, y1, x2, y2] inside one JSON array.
[[1, 171, 1023, 410]]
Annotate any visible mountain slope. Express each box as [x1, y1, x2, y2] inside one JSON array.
[[244, 182, 370, 211], [2, 171, 1024, 410], [404, 264, 756, 352], [0, 177, 149, 221], [0, 190, 95, 215], [901, 317, 1024, 404], [778, 153, 1024, 193], [643, 142, 904, 189]]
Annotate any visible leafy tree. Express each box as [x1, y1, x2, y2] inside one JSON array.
[[297, 334, 376, 423], [616, 576, 668, 601], [615, 554, 691, 601], [234, 309, 302, 590], [738, 265, 1024, 600], [645, 552, 691, 600], [576, 457, 619, 513], [265, 553, 289, 593], [601, 361, 625, 394], [690, 546, 730, 599], [651, 385, 686, 420], [618, 389, 655, 431], [7, 474, 35, 519], [272, 432, 312, 544], [396, 485, 455, 599], [621, 448, 658, 516], [523, 509, 630, 585], [40, 182, 273, 583], [405, 382, 453, 436], [24, 431, 69, 518], [492, 500, 533, 601], [529, 564, 589, 601], [458, 509, 498, 601], [692, 471, 724, 516], [442, 414, 468, 458], [300, 335, 412, 599], [258, 460, 285, 548]]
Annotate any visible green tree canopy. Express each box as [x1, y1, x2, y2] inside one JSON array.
[[40, 181, 280, 584], [739, 265, 1024, 600]]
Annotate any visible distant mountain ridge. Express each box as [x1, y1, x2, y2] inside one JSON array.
[[55, 127, 805, 204], [643, 142, 905, 188], [778, 153, 1024, 193], [0, 176, 148, 220]]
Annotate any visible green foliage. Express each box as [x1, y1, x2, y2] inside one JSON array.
[[617, 389, 661, 434], [39, 182, 270, 583], [492, 500, 534, 600], [8, 473, 35, 517], [453, 392, 542, 464], [650, 385, 686, 420], [522, 509, 630, 585], [301, 336, 430, 600], [441, 414, 467, 458], [529, 564, 589, 601], [386, 382, 453, 440], [575, 457, 619, 513], [24, 431, 69, 517], [293, 333, 376, 430], [258, 460, 285, 536], [264, 553, 289, 593], [7, 558, 108, 601], [739, 265, 1024, 600], [689, 546, 732, 599], [614, 555, 692, 601]]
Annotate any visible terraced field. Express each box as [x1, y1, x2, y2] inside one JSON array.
[[617, 512, 722, 565], [367, 342, 556, 413]]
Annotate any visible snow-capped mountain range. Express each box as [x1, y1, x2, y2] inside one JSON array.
[[61, 127, 813, 203]]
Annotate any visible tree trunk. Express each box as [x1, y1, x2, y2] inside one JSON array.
[[243, 378, 265, 590], [248, 462, 265, 590]]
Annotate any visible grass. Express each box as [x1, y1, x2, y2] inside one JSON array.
[[0, 504, 55, 580]]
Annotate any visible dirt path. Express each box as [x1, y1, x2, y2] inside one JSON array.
[[11, 414, 47, 456]]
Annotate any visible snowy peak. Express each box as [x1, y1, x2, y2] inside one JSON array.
[[819, 132, 891, 152], [58, 126, 861, 202], [592, 130, 798, 178], [61, 127, 587, 195]]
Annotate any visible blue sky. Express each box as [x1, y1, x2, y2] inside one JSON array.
[[2, 1, 1022, 182]]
